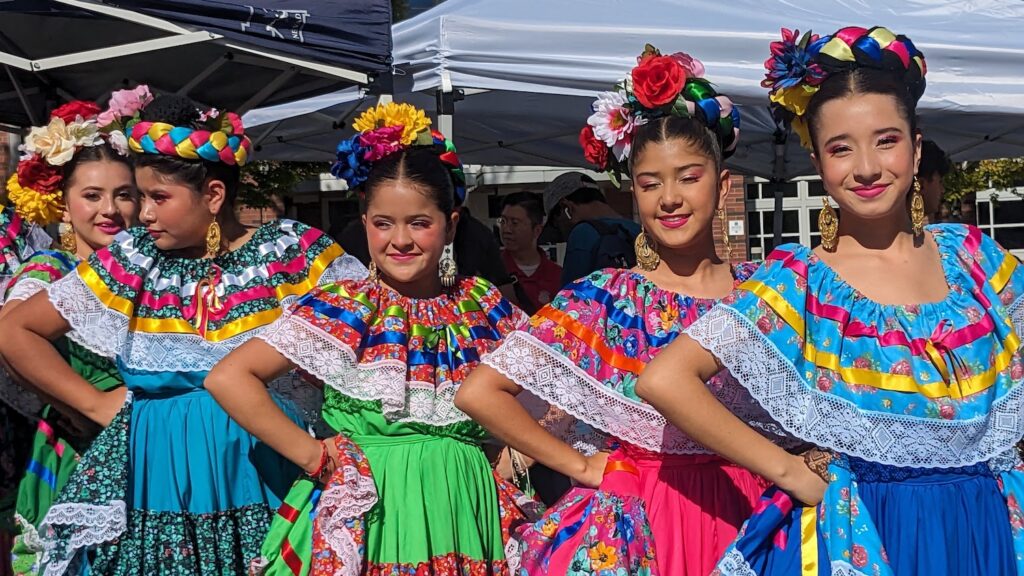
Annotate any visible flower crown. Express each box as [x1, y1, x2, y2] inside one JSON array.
[[579, 45, 740, 179], [764, 26, 926, 148], [5, 89, 151, 226], [331, 102, 467, 205], [127, 105, 252, 167]]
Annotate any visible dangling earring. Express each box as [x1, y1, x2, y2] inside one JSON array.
[[910, 177, 926, 236], [59, 223, 77, 253], [717, 208, 733, 262], [205, 220, 222, 259], [439, 243, 457, 288], [368, 261, 379, 283], [819, 198, 839, 252], [634, 231, 660, 271]]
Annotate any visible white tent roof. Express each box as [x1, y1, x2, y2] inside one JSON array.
[[245, 0, 1024, 178]]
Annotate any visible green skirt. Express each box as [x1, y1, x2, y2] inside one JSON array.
[[12, 342, 121, 576], [256, 398, 508, 575]]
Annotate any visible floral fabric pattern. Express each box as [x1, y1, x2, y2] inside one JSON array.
[[255, 276, 528, 575], [260, 276, 527, 426], [687, 224, 1024, 467], [48, 219, 366, 372], [686, 224, 1024, 575], [482, 265, 787, 456]]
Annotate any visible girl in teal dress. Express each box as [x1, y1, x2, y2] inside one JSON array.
[[637, 26, 1024, 575], [205, 104, 531, 575], [0, 93, 366, 575], [0, 98, 138, 576]]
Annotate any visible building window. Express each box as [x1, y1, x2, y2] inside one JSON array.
[[976, 190, 1024, 258], [745, 177, 831, 259]]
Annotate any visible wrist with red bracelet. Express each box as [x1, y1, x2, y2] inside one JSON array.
[[305, 439, 333, 482]]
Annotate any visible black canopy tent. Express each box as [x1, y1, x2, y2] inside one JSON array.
[[0, 0, 392, 127]]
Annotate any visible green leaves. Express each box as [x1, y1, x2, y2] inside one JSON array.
[[239, 160, 331, 209]]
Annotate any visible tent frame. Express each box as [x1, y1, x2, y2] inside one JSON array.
[[0, 0, 373, 122]]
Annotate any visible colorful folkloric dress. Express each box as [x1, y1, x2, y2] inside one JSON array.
[[250, 276, 531, 576], [36, 220, 366, 575], [0, 207, 55, 575], [3, 250, 123, 576], [685, 224, 1024, 576], [482, 267, 796, 576]]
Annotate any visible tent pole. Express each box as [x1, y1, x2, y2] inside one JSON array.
[[436, 87, 455, 139], [238, 69, 298, 114], [369, 70, 393, 105], [771, 128, 788, 247], [178, 54, 231, 97], [5, 65, 37, 125]]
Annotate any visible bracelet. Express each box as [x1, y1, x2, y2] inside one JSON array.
[[305, 440, 329, 480], [801, 447, 834, 483]]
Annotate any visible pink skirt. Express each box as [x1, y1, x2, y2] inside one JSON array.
[[517, 444, 768, 576]]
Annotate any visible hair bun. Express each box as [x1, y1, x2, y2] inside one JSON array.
[[140, 94, 201, 127], [815, 26, 926, 102], [762, 26, 926, 148], [579, 45, 740, 176]]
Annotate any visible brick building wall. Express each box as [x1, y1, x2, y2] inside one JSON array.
[[237, 195, 285, 227], [715, 175, 748, 263]]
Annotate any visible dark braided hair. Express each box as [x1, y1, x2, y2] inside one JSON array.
[[134, 95, 240, 204]]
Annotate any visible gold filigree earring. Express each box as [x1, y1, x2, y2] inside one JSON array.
[[59, 223, 77, 253], [717, 208, 733, 261], [634, 231, 660, 271], [204, 220, 222, 258], [819, 198, 839, 252], [910, 177, 925, 236]]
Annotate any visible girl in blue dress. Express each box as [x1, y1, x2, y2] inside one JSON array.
[[637, 26, 1024, 575], [0, 93, 365, 575]]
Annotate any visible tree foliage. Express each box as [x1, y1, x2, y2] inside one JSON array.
[[239, 161, 330, 209], [944, 157, 1024, 207]]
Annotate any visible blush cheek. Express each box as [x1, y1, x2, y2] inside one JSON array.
[[364, 227, 391, 259]]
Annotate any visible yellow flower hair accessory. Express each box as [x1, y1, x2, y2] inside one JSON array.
[[352, 102, 431, 146], [6, 174, 63, 226]]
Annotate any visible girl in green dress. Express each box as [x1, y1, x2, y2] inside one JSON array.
[[206, 103, 530, 575], [0, 98, 138, 576]]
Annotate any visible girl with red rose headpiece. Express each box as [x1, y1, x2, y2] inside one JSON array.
[[456, 46, 788, 576], [638, 26, 1024, 576], [0, 92, 366, 575], [0, 95, 138, 576]]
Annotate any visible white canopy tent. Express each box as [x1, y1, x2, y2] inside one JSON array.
[[244, 0, 1024, 179]]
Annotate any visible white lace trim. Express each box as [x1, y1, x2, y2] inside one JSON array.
[[831, 560, 872, 576], [15, 512, 43, 552], [260, 315, 470, 426], [482, 331, 789, 455], [39, 501, 127, 576], [48, 272, 124, 360], [1009, 294, 1024, 342], [6, 276, 50, 303], [687, 306, 1024, 468], [317, 459, 379, 576], [0, 369, 43, 419], [48, 271, 302, 371], [318, 253, 368, 286], [716, 548, 757, 576]]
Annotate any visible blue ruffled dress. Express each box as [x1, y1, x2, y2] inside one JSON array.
[[685, 224, 1024, 575]]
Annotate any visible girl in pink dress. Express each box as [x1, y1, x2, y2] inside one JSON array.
[[456, 47, 792, 576]]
